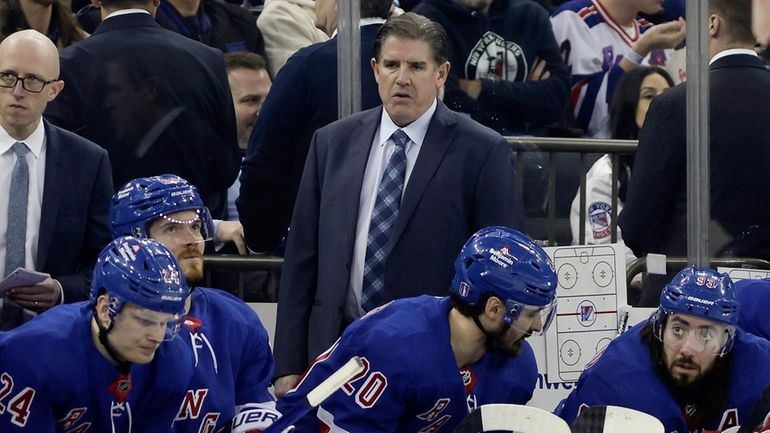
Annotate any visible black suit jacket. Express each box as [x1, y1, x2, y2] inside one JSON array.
[[45, 12, 240, 214], [620, 54, 770, 260], [273, 102, 525, 377], [237, 23, 383, 253], [2, 121, 113, 328]]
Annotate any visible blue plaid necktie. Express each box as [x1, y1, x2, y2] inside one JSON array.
[[361, 129, 409, 312], [2, 142, 29, 330]]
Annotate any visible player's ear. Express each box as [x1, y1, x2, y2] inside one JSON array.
[[95, 294, 111, 328], [482, 296, 504, 320]]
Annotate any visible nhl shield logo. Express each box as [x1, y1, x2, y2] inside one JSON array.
[[458, 282, 471, 297]]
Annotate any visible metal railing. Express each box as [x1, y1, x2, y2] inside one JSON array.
[[506, 136, 637, 246], [626, 256, 770, 288], [203, 255, 283, 301]]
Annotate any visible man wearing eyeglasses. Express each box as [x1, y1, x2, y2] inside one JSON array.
[[0, 29, 113, 330], [555, 266, 770, 433]]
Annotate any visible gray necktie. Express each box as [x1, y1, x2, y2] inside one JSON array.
[[5, 142, 29, 277], [2, 142, 29, 330]]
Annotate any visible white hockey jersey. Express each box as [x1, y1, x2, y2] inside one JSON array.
[[551, 0, 673, 138]]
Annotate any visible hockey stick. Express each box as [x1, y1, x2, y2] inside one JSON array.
[[262, 356, 365, 433], [570, 405, 664, 433], [451, 404, 571, 433], [737, 383, 770, 433]]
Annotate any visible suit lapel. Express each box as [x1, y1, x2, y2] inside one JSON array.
[[340, 109, 382, 249], [36, 122, 63, 268], [390, 102, 457, 243]]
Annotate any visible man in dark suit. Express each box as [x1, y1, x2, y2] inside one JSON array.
[[237, 0, 390, 253], [44, 0, 240, 217], [273, 12, 525, 395], [619, 0, 770, 305], [0, 30, 112, 330]]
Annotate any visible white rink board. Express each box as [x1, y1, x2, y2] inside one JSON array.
[[543, 244, 628, 383], [717, 267, 770, 282]]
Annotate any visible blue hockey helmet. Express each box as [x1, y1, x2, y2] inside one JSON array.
[[451, 226, 558, 331], [652, 265, 739, 356], [110, 174, 214, 241], [91, 237, 188, 338]]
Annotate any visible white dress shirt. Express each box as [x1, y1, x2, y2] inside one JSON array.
[[0, 120, 46, 277], [345, 98, 438, 320]]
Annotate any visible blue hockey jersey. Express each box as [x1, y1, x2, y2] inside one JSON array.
[[277, 295, 539, 433], [0, 302, 194, 433], [555, 323, 770, 433], [736, 278, 770, 341], [172, 287, 274, 432]]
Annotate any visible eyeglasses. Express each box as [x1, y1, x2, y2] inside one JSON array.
[[0, 72, 58, 93]]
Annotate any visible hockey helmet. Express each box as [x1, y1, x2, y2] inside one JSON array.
[[652, 265, 739, 356], [451, 226, 558, 332], [109, 174, 214, 241], [91, 237, 187, 339]]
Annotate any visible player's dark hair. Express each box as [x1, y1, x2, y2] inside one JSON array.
[[640, 318, 733, 427], [224, 52, 268, 74], [372, 12, 449, 65], [609, 66, 674, 202], [709, 0, 755, 46], [450, 290, 497, 318]]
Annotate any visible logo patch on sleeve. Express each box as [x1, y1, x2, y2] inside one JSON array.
[[588, 202, 612, 239]]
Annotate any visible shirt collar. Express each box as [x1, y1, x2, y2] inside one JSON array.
[[105, 8, 152, 20], [709, 48, 759, 65], [378, 98, 437, 149], [0, 119, 45, 158]]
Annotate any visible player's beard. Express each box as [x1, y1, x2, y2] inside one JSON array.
[[668, 354, 707, 387], [177, 246, 204, 285], [488, 326, 527, 357]]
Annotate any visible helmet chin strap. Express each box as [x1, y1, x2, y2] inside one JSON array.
[[94, 309, 132, 375]]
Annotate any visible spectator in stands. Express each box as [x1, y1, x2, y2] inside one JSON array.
[[271, 12, 524, 397], [224, 52, 271, 221], [237, 0, 387, 253], [155, 0, 265, 55], [556, 266, 770, 433], [257, 0, 328, 76], [0, 30, 112, 330], [226, 52, 272, 151], [754, 0, 770, 58], [550, 0, 685, 138], [45, 0, 241, 219], [569, 66, 673, 258], [412, 0, 570, 136], [0, 0, 87, 47], [619, 0, 770, 306]]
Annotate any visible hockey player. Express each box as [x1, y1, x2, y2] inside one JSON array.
[[276, 226, 558, 432], [0, 237, 192, 432], [109, 174, 279, 433], [556, 266, 770, 433], [735, 278, 770, 341], [550, 0, 685, 138]]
